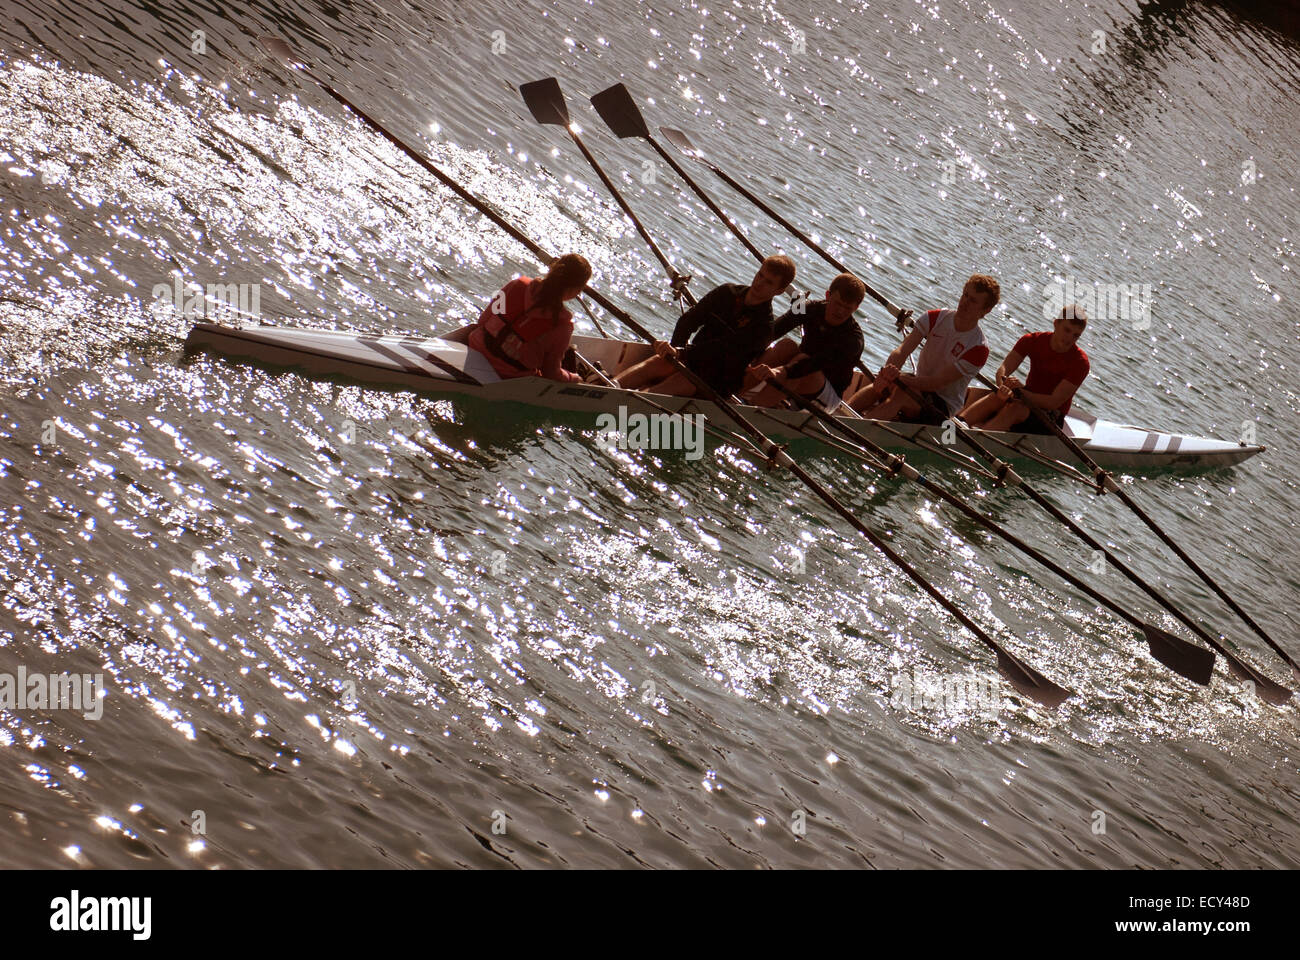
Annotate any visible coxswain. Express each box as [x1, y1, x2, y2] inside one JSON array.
[[467, 253, 592, 382]]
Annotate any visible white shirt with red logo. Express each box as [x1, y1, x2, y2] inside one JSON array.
[[916, 309, 990, 414]]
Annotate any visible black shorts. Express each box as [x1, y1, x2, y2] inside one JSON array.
[[1012, 408, 1065, 435], [680, 344, 747, 397], [902, 391, 953, 426]]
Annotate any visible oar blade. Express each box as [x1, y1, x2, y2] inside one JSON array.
[[1221, 654, 1292, 705], [659, 126, 702, 158], [1142, 623, 1214, 686], [590, 83, 651, 139], [258, 35, 303, 68], [519, 77, 570, 126], [993, 650, 1071, 709]]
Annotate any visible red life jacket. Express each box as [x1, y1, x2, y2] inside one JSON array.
[[476, 277, 561, 372]]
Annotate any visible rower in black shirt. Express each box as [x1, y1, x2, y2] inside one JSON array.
[[615, 254, 796, 398], [744, 272, 867, 411]]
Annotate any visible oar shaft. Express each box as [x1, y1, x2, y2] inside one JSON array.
[[567, 130, 692, 302], [691, 151, 904, 320], [948, 393, 1217, 636], [300, 67, 632, 343], [944, 382, 1290, 697], [647, 139, 765, 262], [766, 379, 1147, 634]]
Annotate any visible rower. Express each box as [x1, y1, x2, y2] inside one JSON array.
[[743, 272, 866, 411], [467, 253, 592, 382], [846, 273, 998, 423], [614, 254, 796, 398], [958, 304, 1089, 432]]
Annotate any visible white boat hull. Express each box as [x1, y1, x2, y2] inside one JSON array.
[[181, 322, 1265, 471]]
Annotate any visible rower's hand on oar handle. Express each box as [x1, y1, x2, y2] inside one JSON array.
[[876, 363, 901, 384], [652, 340, 678, 360], [998, 374, 1024, 400], [751, 364, 777, 383]]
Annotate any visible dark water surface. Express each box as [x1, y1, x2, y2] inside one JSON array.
[[1, 0, 1298, 868]]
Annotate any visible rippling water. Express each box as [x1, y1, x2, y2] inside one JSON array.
[[1, 0, 1298, 869]]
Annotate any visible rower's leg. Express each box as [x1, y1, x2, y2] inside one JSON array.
[[783, 370, 826, 401], [746, 369, 823, 408], [957, 390, 1004, 427], [984, 400, 1030, 432], [616, 355, 673, 390], [755, 338, 800, 367], [861, 390, 919, 422], [845, 381, 886, 413], [648, 371, 700, 397]]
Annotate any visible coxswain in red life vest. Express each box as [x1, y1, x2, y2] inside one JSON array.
[[468, 253, 592, 382]]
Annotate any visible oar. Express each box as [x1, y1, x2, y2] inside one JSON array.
[[519, 78, 695, 306], [260, 39, 1069, 707], [522, 76, 1067, 706], [657, 125, 913, 328], [986, 373, 1300, 687], [914, 379, 1290, 703], [867, 368, 1291, 702], [763, 377, 1217, 687]]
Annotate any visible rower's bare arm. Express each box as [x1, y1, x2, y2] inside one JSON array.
[[1025, 378, 1082, 411], [904, 361, 961, 393], [887, 326, 925, 369], [996, 350, 1026, 386]]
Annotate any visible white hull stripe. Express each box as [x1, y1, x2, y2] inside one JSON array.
[[358, 337, 473, 384], [394, 339, 472, 381], [358, 337, 438, 378]]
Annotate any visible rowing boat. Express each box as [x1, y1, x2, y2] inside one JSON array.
[[182, 320, 1264, 470]]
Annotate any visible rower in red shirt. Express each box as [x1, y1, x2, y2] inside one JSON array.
[[958, 304, 1089, 433]]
